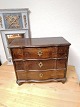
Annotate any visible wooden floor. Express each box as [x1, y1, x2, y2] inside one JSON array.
[[0, 63, 80, 107]]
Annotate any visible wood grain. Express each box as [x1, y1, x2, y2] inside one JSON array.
[[0, 62, 80, 107], [9, 37, 70, 84]]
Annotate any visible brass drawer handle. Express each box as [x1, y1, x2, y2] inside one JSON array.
[[37, 49, 43, 56], [38, 62, 43, 68], [39, 73, 43, 77]]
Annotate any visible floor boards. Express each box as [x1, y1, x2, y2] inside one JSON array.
[[0, 63, 80, 107]]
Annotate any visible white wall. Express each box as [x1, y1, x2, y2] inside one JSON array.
[[0, 33, 6, 63], [0, 0, 80, 80]]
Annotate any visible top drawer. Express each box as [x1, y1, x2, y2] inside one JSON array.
[[11, 47, 57, 59], [11, 46, 69, 59], [23, 47, 57, 59]]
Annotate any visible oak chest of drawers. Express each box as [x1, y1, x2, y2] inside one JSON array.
[[9, 37, 71, 85]]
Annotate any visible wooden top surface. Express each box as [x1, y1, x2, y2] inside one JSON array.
[[8, 37, 71, 48]]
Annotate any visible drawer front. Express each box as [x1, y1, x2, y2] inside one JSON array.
[[27, 70, 65, 80], [25, 60, 56, 70], [58, 46, 69, 53], [16, 71, 27, 80], [11, 48, 23, 59], [14, 59, 67, 71], [23, 47, 57, 59], [52, 53, 68, 58], [56, 59, 67, 69], [14, 61, 25, 70]]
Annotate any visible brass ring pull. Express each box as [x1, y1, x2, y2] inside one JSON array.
[[37, 49, 43, 56], [38, 62, 43, 68], [39, 73, 43, 77]]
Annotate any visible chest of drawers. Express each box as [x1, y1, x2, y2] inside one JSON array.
[[9, 37, 71, 85]]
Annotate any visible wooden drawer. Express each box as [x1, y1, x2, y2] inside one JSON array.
[[16, 70, 65, 81], [56, 59, 67, 69], [14, 59, 67, 71], [25, 59, 56, 70], [11, 47, 69, 59], [23, 47, 57, 59], [27, 70, 65, 80], [58, 46, 69, 53], [11, 48, 23, 59]]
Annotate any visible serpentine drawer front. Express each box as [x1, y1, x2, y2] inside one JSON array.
[[9, 37, 71, 85]]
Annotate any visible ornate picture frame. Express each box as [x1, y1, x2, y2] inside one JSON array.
[[0, 8, 30, 64]]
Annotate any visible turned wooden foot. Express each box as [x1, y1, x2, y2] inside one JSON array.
[[62, 81, 66, 84]]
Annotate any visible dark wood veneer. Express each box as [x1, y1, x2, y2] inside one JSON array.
[[9, 37, 71, 85]]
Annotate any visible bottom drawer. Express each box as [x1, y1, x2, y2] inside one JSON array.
[[27, 70, 65, 80], [16, 70, 65, 80]]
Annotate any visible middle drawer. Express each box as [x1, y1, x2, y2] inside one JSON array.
[[25, 59, 56, 70], [14, 59, 67, 71]]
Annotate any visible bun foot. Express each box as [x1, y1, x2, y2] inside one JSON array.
[[16, 81, 22, 85], [62, 78, 67, 84]]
